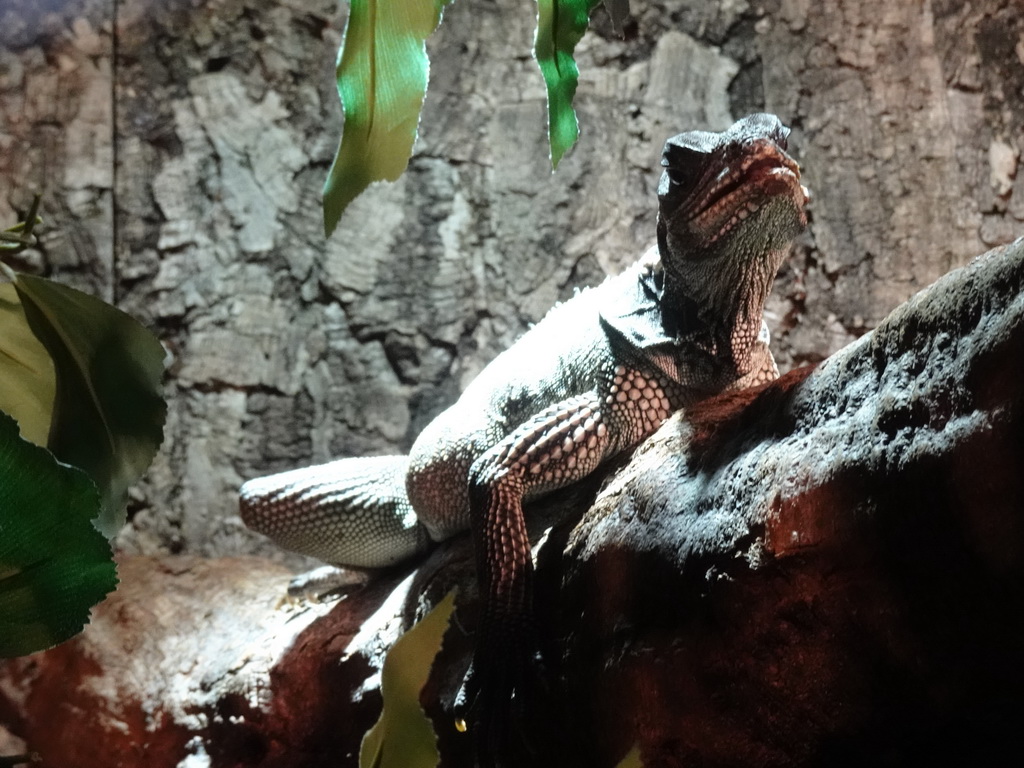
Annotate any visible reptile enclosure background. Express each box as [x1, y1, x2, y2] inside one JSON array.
[[1, 0, 1023, 764], [1, 0, 1019, 565]]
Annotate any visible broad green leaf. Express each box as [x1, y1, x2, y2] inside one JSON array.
[[0, 409, 117, 657], [14, 274, 166, 538], [534, 0, 601, 167], [359, 589, 457, 768], [0, 283, 55, 445], [323, 0, 454, 237]]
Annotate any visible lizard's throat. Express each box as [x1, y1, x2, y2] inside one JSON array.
[[662, 248, 783, 377]]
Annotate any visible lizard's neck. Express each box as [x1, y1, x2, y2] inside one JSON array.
[[659, 247, 784, 378]]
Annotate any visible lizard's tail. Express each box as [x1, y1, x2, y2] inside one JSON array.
[[239, 455, 432, 569]]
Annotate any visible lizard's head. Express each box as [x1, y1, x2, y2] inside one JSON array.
[[656, 113, 808, 266], [653, 114, 809, 378]]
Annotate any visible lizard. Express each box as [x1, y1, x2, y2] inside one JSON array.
[[239, 112, 809, 761]]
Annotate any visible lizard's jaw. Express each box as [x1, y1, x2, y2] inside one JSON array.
[[687, 139, 808, 248]]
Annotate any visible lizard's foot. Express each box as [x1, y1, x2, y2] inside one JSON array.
[[287, 565, 368, 601]]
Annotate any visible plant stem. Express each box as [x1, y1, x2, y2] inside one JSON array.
[[0, 194, 42, 255]]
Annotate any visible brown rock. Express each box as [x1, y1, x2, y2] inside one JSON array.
[[4, 239, 1022, 766]]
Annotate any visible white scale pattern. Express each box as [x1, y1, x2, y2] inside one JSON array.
[[482, 363, 682, 499]]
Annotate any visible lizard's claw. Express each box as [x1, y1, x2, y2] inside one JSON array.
[[452, 660, 477, 733]]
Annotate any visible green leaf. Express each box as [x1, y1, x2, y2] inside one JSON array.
[[615, 743, 644, 768], [0, 283, 55, 446], [0, 409, 117, 657], [534, 0, 601, 167], [323, 0, 454, 237], [359, 589, 457, 768], [14, 274, 166, 538]]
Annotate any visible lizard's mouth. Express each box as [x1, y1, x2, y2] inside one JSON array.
[[690, 140, 809, 243]]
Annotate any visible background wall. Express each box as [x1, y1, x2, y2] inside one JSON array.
[[0, 0, 1020, 566]]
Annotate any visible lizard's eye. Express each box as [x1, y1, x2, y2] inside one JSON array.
[[665, 167, 692, 187], [662, 146, 703, 190], [775, 126, 790, 151]]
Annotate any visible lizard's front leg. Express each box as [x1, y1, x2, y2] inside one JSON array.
[[457, 392, 611, 759], [456, 372, 676, 760]]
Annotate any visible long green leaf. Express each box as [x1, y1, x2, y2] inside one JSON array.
[[0, 409, 117, 657], [359, 589, 457, 768], [323, 0, 454, 237], [14, 274, 166, 538], [0, 283, 55, 446], [534, 0, 601, 167]]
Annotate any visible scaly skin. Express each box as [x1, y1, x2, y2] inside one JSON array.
[[240, 113, 808, 763]]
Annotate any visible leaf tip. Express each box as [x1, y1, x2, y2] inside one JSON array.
[[323, 203, 341, 239]]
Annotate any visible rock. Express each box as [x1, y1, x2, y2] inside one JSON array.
[[0, 556, 399, 768], [2, 239, 1022, 766], [553, 236, 1024, 766]]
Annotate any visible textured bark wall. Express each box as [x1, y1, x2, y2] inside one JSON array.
[[0, 0, 114, 298], [0, 0, 1021, 561], [759, 0, 1022, 363]]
